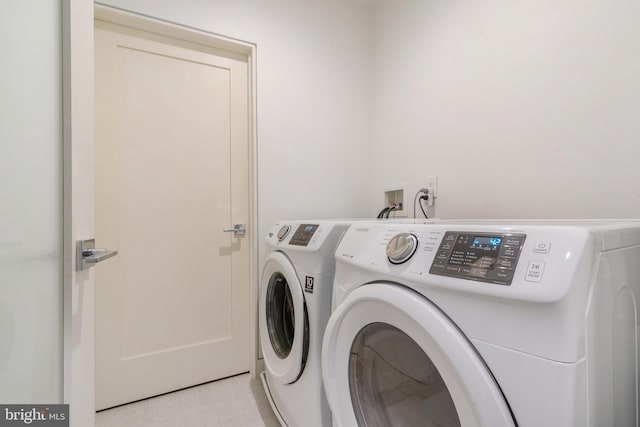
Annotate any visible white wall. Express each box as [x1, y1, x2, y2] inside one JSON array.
[[98, 0, 374, 258], [370, 0, 640, 219]]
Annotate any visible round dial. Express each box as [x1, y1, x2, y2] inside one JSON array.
[[277, 225, 291, 241], [386, 233, 419, 264]]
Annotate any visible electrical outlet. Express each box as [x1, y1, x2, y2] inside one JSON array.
[[424, 176, 438, 206]]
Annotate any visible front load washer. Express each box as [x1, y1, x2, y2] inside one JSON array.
[[322, 220, 640, 427], [260, 220, 357, 427]]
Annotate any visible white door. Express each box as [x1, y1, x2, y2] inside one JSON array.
[[2, 1, 97, 426], [0, 0, 64, 404], [94, 21, 251, 410], [322, 283, 516, 427]]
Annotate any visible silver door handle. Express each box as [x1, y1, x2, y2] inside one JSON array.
[[76, 239, 118, 271], [223, 224, 246, 235]]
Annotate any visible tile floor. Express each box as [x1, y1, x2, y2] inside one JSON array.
[[96, 373, 281, 427]]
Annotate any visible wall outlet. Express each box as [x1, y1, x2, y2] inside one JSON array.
[[423, 176, 438, 206]]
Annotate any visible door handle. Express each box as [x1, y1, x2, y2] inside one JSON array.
[[76, 239, 118, 271], [223, 224, 246, 235]]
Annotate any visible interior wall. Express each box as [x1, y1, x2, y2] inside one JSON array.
[[97, 0, 373, 262], [369, 0, 640, 219]]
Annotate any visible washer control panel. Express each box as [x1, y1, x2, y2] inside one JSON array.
[[429, 231, 526, 285], [289, 224, 320, 246]]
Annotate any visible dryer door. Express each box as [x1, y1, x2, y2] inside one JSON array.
[[322, 283, 515, 427], [260, 252, 309, 385]]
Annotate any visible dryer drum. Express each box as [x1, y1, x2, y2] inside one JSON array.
[[266, 273, 296, 359], [349, 322, 461, 427]]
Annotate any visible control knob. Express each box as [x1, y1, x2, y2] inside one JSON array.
[[277, 225, 291, 241], [386, 233, 419, 264]]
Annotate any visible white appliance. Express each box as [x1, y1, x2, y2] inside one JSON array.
[[322, 220, 640, 427], [260, 220, 356, 427]]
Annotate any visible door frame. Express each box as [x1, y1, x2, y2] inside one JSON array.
[[63, 4, 259, 425], [63, 1, 96, 426]]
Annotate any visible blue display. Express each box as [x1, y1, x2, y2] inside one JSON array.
[[472, 236, 502, 249]]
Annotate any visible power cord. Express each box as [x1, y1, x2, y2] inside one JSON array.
[[413, 188, 430, 219]]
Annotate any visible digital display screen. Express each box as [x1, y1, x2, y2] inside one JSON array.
[[447, 234, 503, 270], [471, 236, 502, 250], [304, 225, 315, 232]]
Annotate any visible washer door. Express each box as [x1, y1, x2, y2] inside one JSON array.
[[259, 252, 309, 385], [322, 283, 515, 427]]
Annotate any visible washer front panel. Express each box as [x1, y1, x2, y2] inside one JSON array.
[[322, 283, 515, 427]]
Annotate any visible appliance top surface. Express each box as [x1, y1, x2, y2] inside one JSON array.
[[396, 219, 640, 251]]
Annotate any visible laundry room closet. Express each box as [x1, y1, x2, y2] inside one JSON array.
[[6, 0, 640, 425]]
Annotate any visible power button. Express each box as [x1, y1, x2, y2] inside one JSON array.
[[533, 241, 551, 254]]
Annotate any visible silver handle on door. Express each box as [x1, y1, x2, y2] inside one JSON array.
[[223, 224, 246, 235], [76, 239, 118, 271]]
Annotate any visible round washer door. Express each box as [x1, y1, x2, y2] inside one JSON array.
[[322, 283, 515, 427], [259, 252, 309, 385]]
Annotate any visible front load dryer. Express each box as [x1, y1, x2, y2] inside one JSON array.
[[322, 220, 640, 427], [260, 220, 356, 427]]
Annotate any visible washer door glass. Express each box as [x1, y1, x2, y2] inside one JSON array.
[[349, 322, 460, 427], [266, 272, 296, 359]]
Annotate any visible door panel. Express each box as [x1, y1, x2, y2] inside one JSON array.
[[0, 0, 63, 404], [95, 21, 250, 410]]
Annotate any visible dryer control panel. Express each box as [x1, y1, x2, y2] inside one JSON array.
[[289, 224, 320, 246], [430, 231, 526, 285]]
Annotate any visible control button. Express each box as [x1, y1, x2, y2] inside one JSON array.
[[436, 250, 449, 260], [469, 268, 488, 277], [440, 242, 453, 251], [445, 265, 460, 273], [525, 261, 545, 282], [497, 258, 515, 269], [502, 247, 518, 257], [443, 233, 457, 242], [533, 241, 551, 254], [505, 237, 524, 247], [477, 257, 496, 269], [495, 270, 513, 280]]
